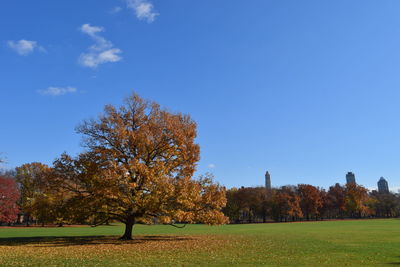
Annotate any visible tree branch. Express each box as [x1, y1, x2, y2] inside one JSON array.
[[167, 223, 187, 229]]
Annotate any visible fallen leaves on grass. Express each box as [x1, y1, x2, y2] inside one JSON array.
[[0, 235, 233, 266]]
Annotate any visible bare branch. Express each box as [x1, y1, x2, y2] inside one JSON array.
[[167, 223, 187, 229]]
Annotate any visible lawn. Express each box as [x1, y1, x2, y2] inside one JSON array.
[[0, 219, 399, 266]]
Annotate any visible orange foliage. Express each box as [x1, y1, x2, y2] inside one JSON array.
[[47, 93, 227, 239]]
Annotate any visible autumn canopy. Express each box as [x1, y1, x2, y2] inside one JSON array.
[[21, 93, 227, 239]]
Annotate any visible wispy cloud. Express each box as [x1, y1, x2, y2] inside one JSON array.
[[79, 24, 122, 68], [0, 152, 6, 164], [110, 6, 123, 14], [208, 164, 216, 169], [38, 86, 77, 96], [126, 0, 158, 23], [7, 40, 44, 55], [81, 24, 103, 36]]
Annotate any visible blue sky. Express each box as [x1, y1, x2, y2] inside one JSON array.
[[2, 0, 400, 191]]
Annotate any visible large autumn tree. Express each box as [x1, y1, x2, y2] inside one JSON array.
[[51, 93, 228, 239]]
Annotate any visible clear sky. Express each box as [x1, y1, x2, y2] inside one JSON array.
[[2, 0, 400, 191]]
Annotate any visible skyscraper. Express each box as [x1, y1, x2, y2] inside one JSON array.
[[346, 172, 356, 185], [265, 171, 271, 190], [377, 177, 389, 194]]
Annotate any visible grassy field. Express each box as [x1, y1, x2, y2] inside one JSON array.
[[0, 219, 399, 266]]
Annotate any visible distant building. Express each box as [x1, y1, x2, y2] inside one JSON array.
[[265, 171, 271, 190], [377, 177, 389, 194], [346, 172, 356, 185]]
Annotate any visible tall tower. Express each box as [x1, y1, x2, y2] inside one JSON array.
[[346, 172, 356, 185], [265, 171, 271, 190], [377, 177, 389, 193]]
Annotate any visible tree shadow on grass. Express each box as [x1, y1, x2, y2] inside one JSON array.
[[386, 256, 400, 265], [0, 235, 193, 247]]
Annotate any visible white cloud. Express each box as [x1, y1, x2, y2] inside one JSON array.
[[80, 48, 121, 68], [81, 24, 104, 36], [7, 40, 44, 55], [208, 164, 216, 169], [126, 0, 158, 23], [38, 86, 77, 96], [391, 187, 400, 193], [79, 24, 122, 68], [110, 6, 123, 14]]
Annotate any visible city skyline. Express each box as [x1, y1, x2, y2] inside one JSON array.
[[259, 170, 397, 193]]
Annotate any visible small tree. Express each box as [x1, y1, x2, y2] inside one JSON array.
[[326, 183, 346, 219], [50, 93, 228, 239], [223, 188, 241, 223], [345, 184, 371, 218], [15, 162, 62, 225], [272, 186, 303, 222], [0, 175, 20, 224], [297, 184, 323, 220]]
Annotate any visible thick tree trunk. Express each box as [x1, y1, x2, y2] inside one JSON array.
[[120, 217, 135, 240]]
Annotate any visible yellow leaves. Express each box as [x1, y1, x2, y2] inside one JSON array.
[[196, 210, 229, 225], [157, 216, 172, 224], [173, 210, 195, 223], [344, 183, 371, 216]]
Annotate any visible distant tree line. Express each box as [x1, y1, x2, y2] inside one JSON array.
[[2, 170, 399, 226], [223, 183, 400, 223]]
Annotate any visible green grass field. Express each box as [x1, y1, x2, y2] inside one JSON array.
[[0, 219, 399, 266]]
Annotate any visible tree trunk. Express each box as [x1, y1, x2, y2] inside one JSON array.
[[120, 217, 135, 240]]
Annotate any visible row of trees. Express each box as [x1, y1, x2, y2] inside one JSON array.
[[224, 183, 400, 223], [0, 93, 228, 239], [1, 93, 398, 237]]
